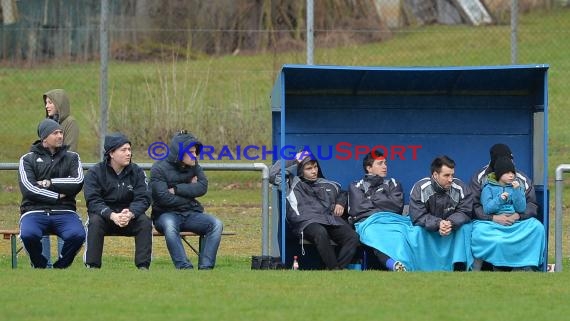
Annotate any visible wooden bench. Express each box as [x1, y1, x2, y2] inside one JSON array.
[[0, 228, 235, 269]]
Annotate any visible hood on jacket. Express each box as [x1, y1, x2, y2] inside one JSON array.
[[166, 130, 203, 164], [43, 89, 71, 123], [296, 152, 324, 180]]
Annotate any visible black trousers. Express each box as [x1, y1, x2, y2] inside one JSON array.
[[85, 214, 153, 268], [303, 223, 359, 270]]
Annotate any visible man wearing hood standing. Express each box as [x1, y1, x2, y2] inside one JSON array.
[[44, 89, 79, 152], [83, 133, 152, 269], [270, 150, 359, 270], [18, 119, 85, 268], [42, 89, 80, 266], [150, 130, 223, 270]]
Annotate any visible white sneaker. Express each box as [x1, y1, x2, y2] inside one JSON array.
[[393, 261, 407, 272]]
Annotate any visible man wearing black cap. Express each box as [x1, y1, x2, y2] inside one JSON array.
[[83, 133, 152, 269], [469, 143, 541, 271], [18, 119, 86, 268]]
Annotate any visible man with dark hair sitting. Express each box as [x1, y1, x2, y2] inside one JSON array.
[[270, 150, 359, 270], [348, 150, 409, 272], [408, 155, 473, 271]]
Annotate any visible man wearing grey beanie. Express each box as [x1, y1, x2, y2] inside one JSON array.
[[17, 119, 86, 268]]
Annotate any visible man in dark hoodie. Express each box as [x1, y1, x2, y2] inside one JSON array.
[[42, 89, 79, 266], [270, 150, 359, 270], [83, 133, 152, 269], [18, 119, 86, 268], [150, 130, 223, 270]]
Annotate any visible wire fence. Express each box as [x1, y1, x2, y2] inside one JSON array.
[[0, 1, 568, 163], [0, 0, 569, 259]]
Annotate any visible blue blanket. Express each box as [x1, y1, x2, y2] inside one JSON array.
[[407, 223, 473, 271], [471, 218, 545, 267], [355, 212, 414, 269], [355, 212, 474, 271]]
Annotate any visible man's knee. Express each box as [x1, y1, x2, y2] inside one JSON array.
[[20, 229, 42, 242], [87, 214, 105, 227], [137, 215, 153, 231], [212, 217, 223, 234]]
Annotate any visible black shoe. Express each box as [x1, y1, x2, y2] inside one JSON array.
[[138, 266, 149, 271]]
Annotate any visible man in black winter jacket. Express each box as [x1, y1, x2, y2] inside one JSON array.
[[18, 119, 86, 268], [83, 133, 152, 269], [150, 130, 223, 270], [270, 150, 359, 270]]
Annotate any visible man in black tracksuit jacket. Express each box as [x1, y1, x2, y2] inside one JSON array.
[[18, 119, 86, 268], [270, 151, 359, 270], [83, 133, 152, 269]]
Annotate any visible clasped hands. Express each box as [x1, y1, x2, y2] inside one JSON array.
[[439, 219, 452, 236], [492, 213, 520, 226], [110, 209, 135, 228]]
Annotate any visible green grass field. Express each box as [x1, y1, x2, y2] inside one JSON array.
[[2, 256, 570, 321], [1, 9, 570, 321]]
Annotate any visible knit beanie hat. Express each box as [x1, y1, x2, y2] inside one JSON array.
[[104, 133, 131, 155], [37, 119, 62, 140], [489, 143, 513, 170], [493, 156, 516, 180]]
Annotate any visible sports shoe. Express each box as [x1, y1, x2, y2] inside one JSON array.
[[393, 261, 407, 272]]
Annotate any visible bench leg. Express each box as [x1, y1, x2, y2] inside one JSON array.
[[10, 234, 17, 269], [180, 236, 200, 256]]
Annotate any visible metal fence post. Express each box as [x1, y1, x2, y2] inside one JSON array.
[[306, 0, 314, 65], [554, 164, 570, 272], [100, 0, 109, 160], [511, 0, 518, 64]]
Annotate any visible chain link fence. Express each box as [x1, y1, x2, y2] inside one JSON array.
[[1, 0, 569, 258]]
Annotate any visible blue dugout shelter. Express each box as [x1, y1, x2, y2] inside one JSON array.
[[271, 64, 549, 269]]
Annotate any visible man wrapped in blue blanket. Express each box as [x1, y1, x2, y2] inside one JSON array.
[[472, 153, 544, 271], [348, 150, 410, 271], [408, 155, 474, 271]]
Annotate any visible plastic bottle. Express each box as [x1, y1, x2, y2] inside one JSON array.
[[292, 256, 299, 270]]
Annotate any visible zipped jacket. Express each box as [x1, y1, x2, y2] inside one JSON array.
[[480, 173, 526, 215], [470, 164, 537, 221], [84, 160, 151, 219], [150, 132, 207, 219], [348, 174, 404, 223], [409, 177, 472, 232], [18, 141, 83, 214], [269, 157, 348, 236]]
